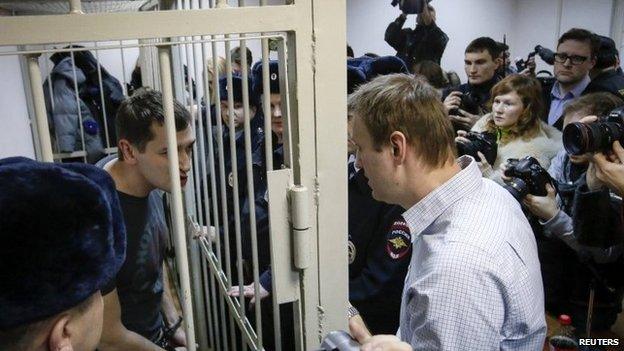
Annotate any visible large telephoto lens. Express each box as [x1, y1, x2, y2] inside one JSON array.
[[563, 122, 601, 155]]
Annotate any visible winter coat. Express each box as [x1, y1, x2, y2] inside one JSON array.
[[44, 56, 104, 163]]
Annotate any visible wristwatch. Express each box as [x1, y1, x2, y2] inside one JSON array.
[[347, 303, 359, 319]]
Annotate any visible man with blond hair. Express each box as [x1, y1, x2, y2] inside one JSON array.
[[348, 74, 546, 350]]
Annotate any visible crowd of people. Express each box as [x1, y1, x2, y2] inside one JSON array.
[[2, 1, 624, 350]]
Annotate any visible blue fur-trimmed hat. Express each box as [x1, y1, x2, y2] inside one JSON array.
[[0, 157, 126, 329], [347, 56, 408, 94], [218, 75, 258, 107], [347, 55, 409, 80], [251, 60, 280, 95]]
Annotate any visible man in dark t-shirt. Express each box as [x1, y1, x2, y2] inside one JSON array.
[[96, 88, 195, 351], [97, 155, 168, 340]]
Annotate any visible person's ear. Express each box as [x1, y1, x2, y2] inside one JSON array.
[[118, 139, 138, 164], [494, 56, 503, 69], [389, 131, 407, 164], [48, 315, 73, 351]]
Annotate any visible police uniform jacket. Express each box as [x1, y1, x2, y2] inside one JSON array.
[[348, 168, 410, 335]]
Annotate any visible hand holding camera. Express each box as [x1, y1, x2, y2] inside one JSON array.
[[523, 183, 559, 221], [502, 156, 557, 202], [455, 130, 498, 166]]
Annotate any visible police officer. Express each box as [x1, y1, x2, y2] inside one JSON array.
[[586, 35, 624, 99], [346, 57, 411, 335], [210, 74, 264, 285], [0, 157, 125, 351]]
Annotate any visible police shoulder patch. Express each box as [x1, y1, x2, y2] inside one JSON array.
[[386, 219, 411, 260], [228, 172, 234, 187]]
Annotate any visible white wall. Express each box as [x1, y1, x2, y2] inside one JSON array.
[[347, 0, 616, 81], [0, 46, 35, 159], [512, 0, 615, 74], [347, 0, 516, 78]]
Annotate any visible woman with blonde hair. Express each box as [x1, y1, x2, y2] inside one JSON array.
[[458, 74, 561, 184]]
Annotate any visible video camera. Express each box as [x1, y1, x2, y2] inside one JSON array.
[[563, 106, 624, 155], [391, 0, 431, 15], [503, 156, 557, 201], [456, 131, 498, 165], [515, 45, 556, 72]]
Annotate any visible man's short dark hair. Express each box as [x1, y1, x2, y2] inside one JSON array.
[[0, 296, 92, 350], [465, 37, 500, 60], [558, 28, 601, 58], [347, 45, 354, 58], [115, 87, 191, 158], [231, 46, 253, 65]]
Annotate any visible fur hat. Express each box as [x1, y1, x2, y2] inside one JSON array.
[[251, 60, 280, 95], [348, 56, 408, 81], [219, 74, 258, 107], [0, 157, 126, 329]]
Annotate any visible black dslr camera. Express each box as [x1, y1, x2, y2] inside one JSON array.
[[448, 90, 482, 116], [456, 131, 497, 165], [391, 0, 431, 14], [563, 106, 624, 155], [503, 156, 556, 201]]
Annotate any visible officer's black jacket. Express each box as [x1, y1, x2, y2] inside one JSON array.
[[348, 169, 409, 335], [384, 14, 448, 70]]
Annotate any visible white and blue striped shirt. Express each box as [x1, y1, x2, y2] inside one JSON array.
[[399, 156, 546, 350]]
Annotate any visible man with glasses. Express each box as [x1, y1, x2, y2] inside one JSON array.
[[545, 28, 599, 130]]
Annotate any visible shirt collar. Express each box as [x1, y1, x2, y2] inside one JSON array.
[[551, 75, 591, 99], [402, 156, 482, 242]]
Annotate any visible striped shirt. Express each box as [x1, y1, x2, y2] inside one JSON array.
[[399, 156, 546, 350]]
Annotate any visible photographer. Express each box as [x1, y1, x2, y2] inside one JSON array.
[[442, 37, 503, 130], [384, 0, 448, 71], [523, 92, 624, 332], [458, 74, 561, 184]]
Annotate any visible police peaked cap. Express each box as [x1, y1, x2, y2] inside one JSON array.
[[347, 56, 409, 93], [251, 60, 281, 94], [218, 74, 258, 107], [0, 157, 126, 329]]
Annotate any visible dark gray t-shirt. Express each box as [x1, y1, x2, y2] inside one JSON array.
[[97, 156, 168, 340]]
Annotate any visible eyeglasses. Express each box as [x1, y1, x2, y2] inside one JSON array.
[[554, 53, 589, 65]]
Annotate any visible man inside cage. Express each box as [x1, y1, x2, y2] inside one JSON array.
[[96, 87, 195, 351], [0, 157, 126, 351]]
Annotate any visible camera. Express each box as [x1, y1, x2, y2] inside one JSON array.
[[503, 156, 556, 201], [515, 45, 555, 71], [456, 131, 498, 165], [391, 0, 431, 15], [448, 90, 482, 116], [562, 106, 624, 155]]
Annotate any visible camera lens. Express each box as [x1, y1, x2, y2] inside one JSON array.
[[503, 178, 528, 201], [563, 122, 598, 155]]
